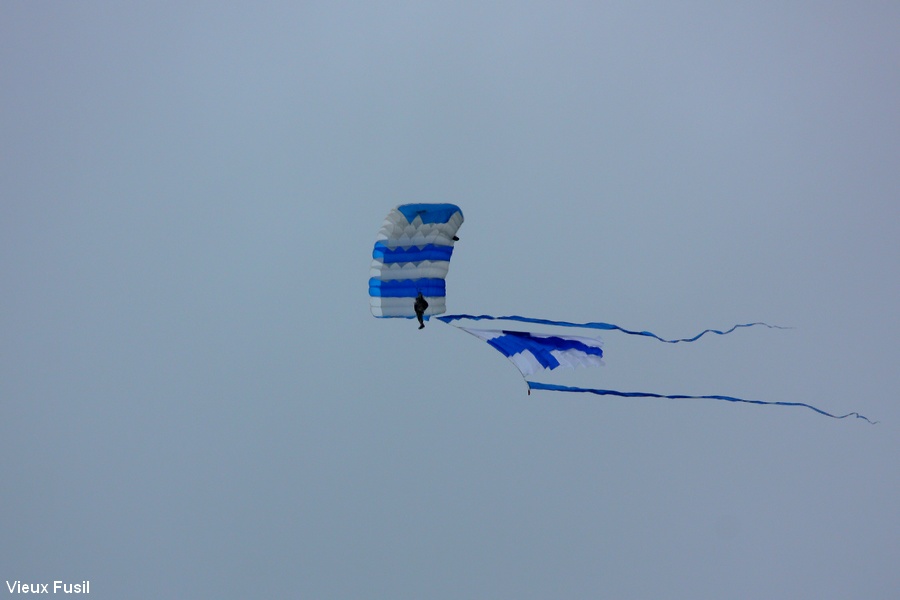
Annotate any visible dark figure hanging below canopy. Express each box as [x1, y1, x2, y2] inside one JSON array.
[[414, 292, 429, 329]]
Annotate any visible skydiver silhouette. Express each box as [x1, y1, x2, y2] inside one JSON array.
[[414, 292, 429, 329]]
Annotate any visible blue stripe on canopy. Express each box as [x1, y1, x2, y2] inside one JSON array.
[[396, 203, 462, 224], [368, 278, 446, 297], [372, 243, 454, 263]]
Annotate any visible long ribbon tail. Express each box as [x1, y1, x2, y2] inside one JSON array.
[[527, 382, 878, 424], [437, 314, 789, 343]]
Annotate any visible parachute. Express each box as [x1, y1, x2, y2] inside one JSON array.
[[369, 204, 464, 319], [370, 204, 877, 424]]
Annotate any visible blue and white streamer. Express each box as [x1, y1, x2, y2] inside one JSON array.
[[527, 382, 879, 424], [370, 204, 464, 318], [438, 313, 789, 343], [442, 316, 876, 424], [458, 328, 604, 377]]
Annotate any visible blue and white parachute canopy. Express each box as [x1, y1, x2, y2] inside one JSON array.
[[369, 203, 464, 318]]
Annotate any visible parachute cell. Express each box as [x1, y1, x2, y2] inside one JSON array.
[[369, 203, 464, 318]]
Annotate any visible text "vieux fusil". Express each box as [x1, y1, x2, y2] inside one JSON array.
[[6, 581, 90, 594]]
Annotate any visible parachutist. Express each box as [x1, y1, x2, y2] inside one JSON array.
[[414, 292, 429, 329]]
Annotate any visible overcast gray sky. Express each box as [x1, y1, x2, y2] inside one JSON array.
[[2, 2, 898, 598]]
